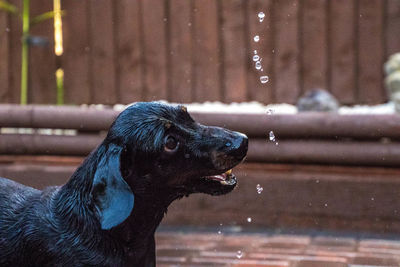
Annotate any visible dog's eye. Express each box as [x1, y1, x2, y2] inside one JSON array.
[[164, 136, 179, 153]]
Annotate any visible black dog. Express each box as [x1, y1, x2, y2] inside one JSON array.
[[0, 102, 248, 266]]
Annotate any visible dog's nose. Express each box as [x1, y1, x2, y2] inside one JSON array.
[[227, 133, 248, 160]]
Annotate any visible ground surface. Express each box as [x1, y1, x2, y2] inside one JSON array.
[[156, 230, 400, 267]]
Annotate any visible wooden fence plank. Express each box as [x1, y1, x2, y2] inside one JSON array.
[[1, 0, 399, 106], [141, 0, 168, 101], [8, 0, 22, 104], [247, 0, 274, 104], [386, 0, 400, 57], [0, 12, 9, 102], [88, 0, 116, 104], [357, 0, 385, 104], [221, 0, 247, 103], [192, 0, 221, 102], [29, 0, 56, 104], [301, 0, 328, 93], [273, 0, 300, 104], [329, 0, 357, 104], [168, 0, 193, 103], [114, 0, 143, 104], [63, 0, 91, 104]]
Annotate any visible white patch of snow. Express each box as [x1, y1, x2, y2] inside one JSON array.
[[338, 102, 395, 115], [111, 101, 396, 115]]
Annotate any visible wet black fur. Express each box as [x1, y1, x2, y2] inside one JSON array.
[[0, 102, 248, 266]]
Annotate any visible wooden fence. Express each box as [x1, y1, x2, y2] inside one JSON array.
[[0, 0, 400, 105]]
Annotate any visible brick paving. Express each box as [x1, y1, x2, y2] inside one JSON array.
[[156, 231, 400, 267]]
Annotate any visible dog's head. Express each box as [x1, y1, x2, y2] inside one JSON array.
[[92, 102, 247, 229]]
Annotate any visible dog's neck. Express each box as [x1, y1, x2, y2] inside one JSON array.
[[58, 148, 185, 254]]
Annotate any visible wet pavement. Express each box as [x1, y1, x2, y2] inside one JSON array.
[[156, 230, 400, 266]]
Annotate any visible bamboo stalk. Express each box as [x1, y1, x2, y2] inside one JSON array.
[[20, 0, 30, 105]]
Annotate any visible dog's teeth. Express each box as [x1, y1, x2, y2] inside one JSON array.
[[220, 176, 236, 186]]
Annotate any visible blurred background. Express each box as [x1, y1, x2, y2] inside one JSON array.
[[1, 0, 399, 105], [1, 1, 400, 266]]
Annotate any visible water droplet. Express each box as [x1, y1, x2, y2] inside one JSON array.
[[266, 109, 274, 115], [188, 22, 192, 27], [260, 75, 269, 84], [255, 61, 262, 70], [252, 55, 260, 62], [217, 230, 222, 235], [253, 50, 258, 54], [247, 217, 252, 223], [253, 35, 260, 42], [316, 179, 320, 183], [324, 203, 328, 207], [269, 131, 275, 142], [256, 184, 263, 194], [163, 18, 167, 22], [371, 197, 375, 201], [258, 12, 265, 23], [236, 250, 243, 259], [275, 142, 279, 146]]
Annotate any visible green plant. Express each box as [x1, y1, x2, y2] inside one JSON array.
[[0, 0, 64, 105]]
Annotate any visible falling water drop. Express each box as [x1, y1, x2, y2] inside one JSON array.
[[255, 61, 262, 70], [260, 76, 269, 84], [258, 12, 265, 22], [269, 131, 275, 142], [252, 55, 260, 62], [253, 35, 260, 42], [247, 217, 252, 223], [256, 184, 263, 194], [236, 250, 243, 259]]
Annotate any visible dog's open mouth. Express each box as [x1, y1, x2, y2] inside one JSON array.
[[204, 169, 237, 186]]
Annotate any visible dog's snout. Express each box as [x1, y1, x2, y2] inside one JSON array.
[[227, 133, 248, 160]]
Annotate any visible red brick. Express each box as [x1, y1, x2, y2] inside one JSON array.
[[291, 260, 347, 267], [250, 253, 347, 264], [350, 255, 400, 266], [191, 257, 289, 266]]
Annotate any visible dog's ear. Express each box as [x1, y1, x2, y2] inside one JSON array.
[[92, 144, 134, 230]]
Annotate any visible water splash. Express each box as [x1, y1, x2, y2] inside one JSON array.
[[266, 109, 274, 115], [236, 250, 243, 259], [258, 12, 265, 23], [260, 76, 269, 84], [253, 35, 260, 42], [256, 184, 263, 194]]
